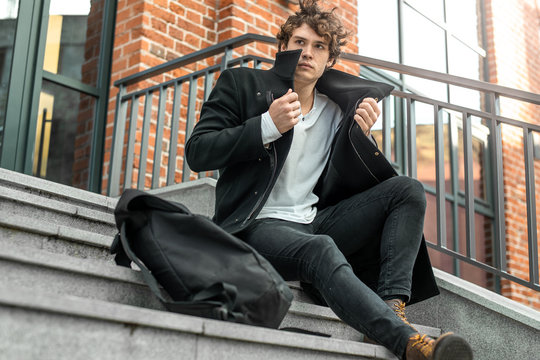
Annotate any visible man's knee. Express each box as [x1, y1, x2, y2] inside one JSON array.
[[303, 235, 349, 277], [391, 176, 426, 210]]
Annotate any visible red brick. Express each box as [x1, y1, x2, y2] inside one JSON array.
[[169, 2, 185, 16]]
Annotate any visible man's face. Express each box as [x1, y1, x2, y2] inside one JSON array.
[[281, 23, 333, 87]]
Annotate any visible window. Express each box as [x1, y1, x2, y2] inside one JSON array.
[[358, 0, 497, 288], [0, 0, 116, 192]]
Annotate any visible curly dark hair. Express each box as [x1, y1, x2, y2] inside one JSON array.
[[276, 0, 349, 67]]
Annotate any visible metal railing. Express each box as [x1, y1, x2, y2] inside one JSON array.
[[108, 34, 540, 294]]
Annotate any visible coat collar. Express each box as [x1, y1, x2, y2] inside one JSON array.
[[269, 49, 394, 113], [317, 70, 394, 114], [270, 49, 302, 79]]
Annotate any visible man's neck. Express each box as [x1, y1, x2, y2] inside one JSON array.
[[295, 81, 317, 115]]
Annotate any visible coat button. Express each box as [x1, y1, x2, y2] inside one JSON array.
[[258, 158, 262, 162], [254, 191, 258, 195], [374, 97, 379, 102], [374, 151, 380, 156], [256, 91, 261, 96]]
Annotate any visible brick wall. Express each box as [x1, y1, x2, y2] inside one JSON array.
[[484, 0, 540, 309], [103, 0, 360, 193]]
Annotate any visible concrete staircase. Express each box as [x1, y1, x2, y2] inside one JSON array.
[[0, 168, 538, 360]]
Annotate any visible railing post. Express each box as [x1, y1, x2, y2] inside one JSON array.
[[167, 81, 182, 186], [182, 77, 198, 182], [151, 87, 167, 189], [523, 127, 539, 287], [488, 93, 507, 274], [138, 92, 153, 190], [434, 105, 447, 248], [449, 110, 461, 275], [406, 97, 417, 178], [124, 95, 140, 190], [463, 112, 476, 260], [221, 46, 233, 72], [108, 84, 127, 197]]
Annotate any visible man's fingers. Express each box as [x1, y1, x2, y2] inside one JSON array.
[[292, 107, 302, 119], [360, 97, 381, 117], [278, 89, 298, 104], [353, 114, 370, 133], [356, 102, 378, 121]]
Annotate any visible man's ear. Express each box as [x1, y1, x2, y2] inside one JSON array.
[[279, 43, 287, 52], [326, 58, 335, 70]]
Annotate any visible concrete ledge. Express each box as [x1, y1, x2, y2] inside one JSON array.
[[0, 286, 396, 359], [406, 268, 540, 360], [432, 268, 540, 330], [149, 178, 217, 217]]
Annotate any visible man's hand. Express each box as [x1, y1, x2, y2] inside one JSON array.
[[354, 97, 381, 136], [268, 89, 302, 134]]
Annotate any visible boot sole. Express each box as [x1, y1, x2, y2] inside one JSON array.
[[432, 333, 473, 360]]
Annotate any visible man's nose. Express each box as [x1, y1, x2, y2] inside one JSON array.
[[302, 45, 313, 58]]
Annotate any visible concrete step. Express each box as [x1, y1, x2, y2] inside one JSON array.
[[0, 241, 441, 343], [0, 285, 399, 360], [0, 167, 217, 219], [0, 169, 217, 264], [0, 167, 116, 217], [0, 185, 116, 236], [0, 209, 114, 263]]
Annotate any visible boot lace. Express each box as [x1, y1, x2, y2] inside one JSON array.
[[410, 334, 435, 357], [391, 300, 412, 326]]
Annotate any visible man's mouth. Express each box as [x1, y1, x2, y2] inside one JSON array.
[[298, 63, 312, 69]]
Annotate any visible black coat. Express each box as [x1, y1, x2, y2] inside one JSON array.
[[185, 49, 439, 304]]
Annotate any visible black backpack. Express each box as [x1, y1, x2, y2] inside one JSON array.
[[110, 189, 293, 328]]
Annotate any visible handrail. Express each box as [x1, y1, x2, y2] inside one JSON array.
[[341, 52, 540, 105], [114, 34, 277, 87], [114, 33, 540, 106]]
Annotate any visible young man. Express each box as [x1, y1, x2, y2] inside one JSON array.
[[185, 1, 473, 359]]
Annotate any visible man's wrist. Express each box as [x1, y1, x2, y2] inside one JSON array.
[[261, 111, 282, 145]]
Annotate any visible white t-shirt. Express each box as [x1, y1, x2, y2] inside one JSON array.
[[257, 90, 343, 223]]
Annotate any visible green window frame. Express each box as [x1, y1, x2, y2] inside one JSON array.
[[1, 0, 117, 193]]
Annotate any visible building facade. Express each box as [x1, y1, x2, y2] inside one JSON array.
[[1, 0, 539, 309]]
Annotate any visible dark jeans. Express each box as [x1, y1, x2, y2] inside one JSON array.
[[237, 176, 426, 358]]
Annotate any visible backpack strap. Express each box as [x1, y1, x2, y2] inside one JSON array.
[[110, 233, 131, 267], [116, 222, 244, 322]]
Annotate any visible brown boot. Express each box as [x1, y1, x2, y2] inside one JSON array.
[[384, 299, 413, 327], [405, 332, 473, 360]]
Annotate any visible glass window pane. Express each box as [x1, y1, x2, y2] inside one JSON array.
[[405, 0, 445, 23], [402, 4, 447, 73], [44, 0, 101, 86], [33, 80, 96, 188], [448, 37, 482, 80], [0, 0, 19, 158], [357, 0, 400, 63], [402, 4, 448, 102], [414, 103, 452, 193], [445, 0, 481, 46]]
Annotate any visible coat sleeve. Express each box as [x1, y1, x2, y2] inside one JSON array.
[[185, 69, 270, 172]]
